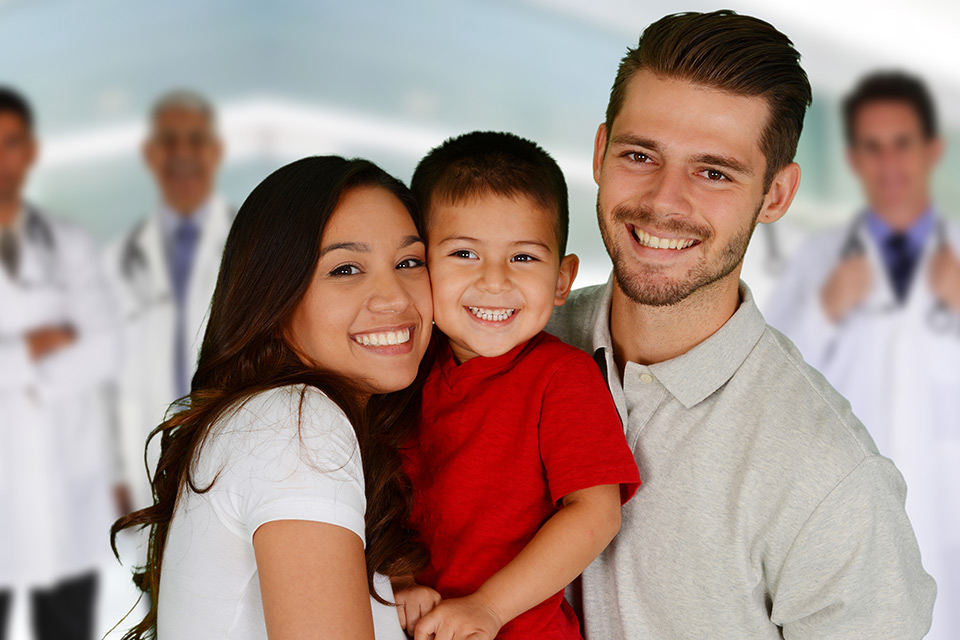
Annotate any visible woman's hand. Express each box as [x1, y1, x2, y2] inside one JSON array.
[[412, 592, 504, 640], [391, 576, 442, 635]]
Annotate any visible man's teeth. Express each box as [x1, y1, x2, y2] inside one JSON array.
[[633, 228, 697, 250], [468, 307, 516, 322], [353, 328, 411, 346]]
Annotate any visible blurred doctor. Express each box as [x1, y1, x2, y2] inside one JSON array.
[[104, 90, 232, 518], [0, 87, 120, 640], [767, 71, 959, 640]]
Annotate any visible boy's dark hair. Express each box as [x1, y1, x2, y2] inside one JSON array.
[[0, 86, 34, 132], [842, 71, 937, 145], [605, 10, 812, 190], [411, 131, 569, 256]]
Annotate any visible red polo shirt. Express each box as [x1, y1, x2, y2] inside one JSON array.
[[403, 331, 640, 639]]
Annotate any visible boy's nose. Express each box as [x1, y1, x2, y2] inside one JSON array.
[[477, 262, 511, 293]]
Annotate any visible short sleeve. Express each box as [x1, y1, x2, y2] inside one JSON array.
[[539, 351, 641, 505], [212, 387, 367, 545], [771, 456, 936, 639]]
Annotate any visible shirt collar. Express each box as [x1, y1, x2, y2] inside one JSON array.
[[588, 276, 767, 409], [863, 206, 936, 252], [159, 199, 211, 242], [0, 205, 28, 237]]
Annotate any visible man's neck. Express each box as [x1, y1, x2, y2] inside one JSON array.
[[869, 197, 931, 232], [164, 195, 210, 218], [609, 271, 741, 376], [0, 197, 22, 228]]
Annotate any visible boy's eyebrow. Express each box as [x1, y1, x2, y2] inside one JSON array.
[[611, 133, 753, 176], [436, 236, 554, 252]]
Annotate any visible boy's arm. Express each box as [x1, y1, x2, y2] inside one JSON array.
[[391, 575, 442, 635], [413, 483, 622, 640]]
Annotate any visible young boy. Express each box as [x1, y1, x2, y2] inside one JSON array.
[[394, 131, 641, 639]]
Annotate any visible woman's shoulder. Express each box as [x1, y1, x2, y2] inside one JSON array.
[[207, 384, 359, 465]]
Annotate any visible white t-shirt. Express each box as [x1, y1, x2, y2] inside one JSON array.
[[156, 384, 406, 639]]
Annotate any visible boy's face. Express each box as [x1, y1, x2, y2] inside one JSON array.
[[426, 192, 578, 363]]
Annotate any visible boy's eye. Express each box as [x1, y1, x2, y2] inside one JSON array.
[[451, 250, 478, 260], [329, 264, 361, 277], [511, 254, 538, 263], [397, 258, 426, 269]]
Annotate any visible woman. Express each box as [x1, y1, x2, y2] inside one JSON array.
[[111, 156, 434, 639]]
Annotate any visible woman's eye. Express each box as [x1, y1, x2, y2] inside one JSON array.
[[397, 258, 426, 269], [329, 264, 361, 277], [511, 254, 538, 263], [451, 250, 478, 260]]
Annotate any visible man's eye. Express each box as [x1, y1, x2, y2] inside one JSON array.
[[702, 169, 729, 181], [511, 254, 538, 263], [397, 258, 425, 269], [451, 250, 478, 259], [626, 152, 650, 163], [329, 264, 361, 276]]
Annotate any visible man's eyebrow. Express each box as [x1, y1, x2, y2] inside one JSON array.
[[691, 153, 753, 176], [319, 241, 371, 257], [610, 134, 662, 152]]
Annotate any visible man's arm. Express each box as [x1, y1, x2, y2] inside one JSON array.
[[771, 456, 936, 639]]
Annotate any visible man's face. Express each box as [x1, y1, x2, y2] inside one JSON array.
[[594, 70, 776, 306], [143, 106, 222, 214], [0, 112, 36, 203], [847, 100, 940, 215]]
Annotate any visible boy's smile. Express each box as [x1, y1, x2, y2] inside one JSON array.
[[426, 192, 578, 363]]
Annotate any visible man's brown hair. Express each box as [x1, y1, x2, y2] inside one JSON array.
[[605, 10, 812, 190]]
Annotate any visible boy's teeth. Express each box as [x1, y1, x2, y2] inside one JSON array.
[[353, 328, 411, 346], [634, 228, 696, 250], [468, 307, 517, 322]]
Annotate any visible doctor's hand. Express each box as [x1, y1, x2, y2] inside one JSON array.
[[930, 244, 960, 314], [413, 592, 504, 640], [821, 256, 873, 323], [392, 576, 442, 636], [25, 325, 76, 361]]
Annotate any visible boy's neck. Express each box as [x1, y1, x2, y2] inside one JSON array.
[[608, 270, 741, 379]]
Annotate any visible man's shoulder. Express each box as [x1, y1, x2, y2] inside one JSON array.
[[546, 283, 608, 351], [742, 323, 880, 463]]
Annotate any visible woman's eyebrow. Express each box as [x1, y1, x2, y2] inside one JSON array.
[[319, 241, 370, 257], [399, 235, 425, 248]]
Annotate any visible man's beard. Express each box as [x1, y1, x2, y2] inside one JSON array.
[[597, 195, 761, 307]]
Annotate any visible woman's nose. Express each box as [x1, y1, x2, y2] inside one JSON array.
[[367, 270, 411, 313]]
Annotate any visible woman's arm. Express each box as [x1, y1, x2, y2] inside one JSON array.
[[413, 483, 622, 640], [254, 520, 376, 640]]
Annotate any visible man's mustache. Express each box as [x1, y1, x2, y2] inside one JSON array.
[[610, 203, 712, 242]]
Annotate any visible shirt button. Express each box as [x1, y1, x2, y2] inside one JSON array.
[[639, 373, 654, 384]]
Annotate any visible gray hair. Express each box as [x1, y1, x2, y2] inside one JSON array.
[[149, 89, 217, 127]]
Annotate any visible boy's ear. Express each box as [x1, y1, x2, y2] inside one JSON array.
[[554, 254, 579, 306]]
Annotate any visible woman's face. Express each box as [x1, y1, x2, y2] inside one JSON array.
[[288, 186, 433, 394]]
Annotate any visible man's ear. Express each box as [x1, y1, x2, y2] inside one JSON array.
[[593, 124, 607, 185], [757, 162, 801, 225], [554, 253, 580, 306]]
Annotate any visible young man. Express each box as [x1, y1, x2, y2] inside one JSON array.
[[104, 90, 233, 519], [0, 87, 120, 640], [766, 71, 959, 640], [546, 11, 936, 639]]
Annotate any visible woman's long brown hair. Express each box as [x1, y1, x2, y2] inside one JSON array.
[[110, 156, 430, 639]]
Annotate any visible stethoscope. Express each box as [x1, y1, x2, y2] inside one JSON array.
[[13, 209, 66, 292], [120, 222, 171, 321], [840, 214, 959, 337]]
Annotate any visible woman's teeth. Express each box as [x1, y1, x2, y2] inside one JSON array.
[[468, 307, 516, 322], [353, 328, 411, 346], [633, 228, 697, 250]]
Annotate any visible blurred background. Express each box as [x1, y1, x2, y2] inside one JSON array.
[[1, 0, 958, 638]]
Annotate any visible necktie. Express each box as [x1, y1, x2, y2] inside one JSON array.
[[0, 227, 19, 279], [171, 219, 199, 399], [885, 232, 917, 303]]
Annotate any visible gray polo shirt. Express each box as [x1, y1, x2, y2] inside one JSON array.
[[546, 279, 935, 639]]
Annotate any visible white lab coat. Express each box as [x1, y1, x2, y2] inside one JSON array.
[[104, 196, 232, 513], [766, 214, 960, 640], [0, 207, 120, 589]]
